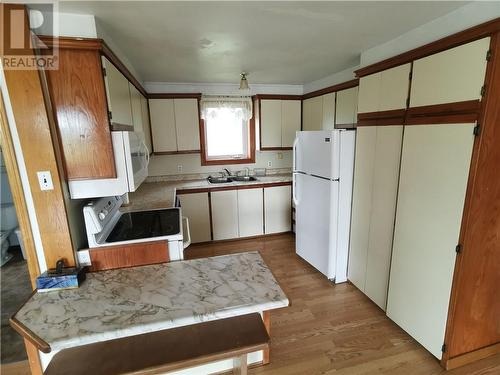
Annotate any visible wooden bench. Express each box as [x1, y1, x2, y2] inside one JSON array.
[[44, 313, 269, 375]]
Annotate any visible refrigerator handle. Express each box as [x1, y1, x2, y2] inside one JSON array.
[[292, 173, 299, 206], [292, 137, 298, 172]]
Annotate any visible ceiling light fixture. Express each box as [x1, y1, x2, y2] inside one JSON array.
[[239, 72, 249, 91]]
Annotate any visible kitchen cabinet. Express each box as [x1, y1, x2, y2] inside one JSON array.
[[302, 96, 323, 131], [149, 98, 200, 153], [387, 123, 475, 359], [260, 99, 301, 148], [211, 190, 239, 240], [238, 188, 264, 237], [348, 125, 403, 310], [102, 57, 134, 129], [264, 185, 291, 234], [410, 38, 490, 107], [129, 83, 144, 133], [178, 192, 212, 243], [140, 95, 152, 153], [321, 92, 336, 130], [335, 87, 358, 126], [358, 64, 411, 113]]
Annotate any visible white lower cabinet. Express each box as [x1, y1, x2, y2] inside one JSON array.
[[178, 192, 212, 243], [237, 188, 264, 237], [211, 190, 239, 240], [264, 186, 292, 234]]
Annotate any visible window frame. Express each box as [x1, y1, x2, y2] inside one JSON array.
[[199, 100, 256, 166]]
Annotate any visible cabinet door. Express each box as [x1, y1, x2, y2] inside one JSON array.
[[321, 93, 336, 130], [211, 190, 239, 240], [264, 185, 291, 234], [336, 87, 358, 125], [149, 99, 177, 152], [102, 57, 133, 128], [379, 64, 411, 111], [387, 123, 475, 359], [410, 38, 489, 107], [173, 99, 200, 151], [302, 96, 323, 131], [178, 192, 211, 243], [281, 100, 301, 147], [129, 83, 144, 133], [141, 96, 152, 153], [260, 99, 282, 148], [238, 188, 264, 237], [358, 73, 380, 114]]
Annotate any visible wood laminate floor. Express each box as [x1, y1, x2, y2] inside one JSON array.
[[2, 233, 499, 375]]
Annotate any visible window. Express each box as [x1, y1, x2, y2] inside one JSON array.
[[200, 97, 255, 165]]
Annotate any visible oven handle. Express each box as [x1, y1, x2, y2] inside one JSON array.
[[182, 216, 191, 249]]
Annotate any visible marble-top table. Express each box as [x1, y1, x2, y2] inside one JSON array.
[[12, 252, 289, 355]]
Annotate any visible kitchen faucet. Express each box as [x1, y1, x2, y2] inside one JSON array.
[[223, 168, 232, 176]]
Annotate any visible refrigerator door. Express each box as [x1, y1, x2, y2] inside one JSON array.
[[294, 131, 340, 179], [295, 173, 339, 279]]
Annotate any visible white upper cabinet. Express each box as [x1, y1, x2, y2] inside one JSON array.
[[335, 87, 358, 125], [281, 100, 301, 147], [129, 83, 144, 133], [302, 96, 323, 131], [102, 57, 133, 128], [149, 98, 200, 153], [260, 99, 282, 148], [149, 99, 177, 152], [140, 95, 152, 153], [260, 99, 301, 148], [410, 38, 490, 107], [173, 98, 200, 151], [321, 92, 336, 130], [358, 63, 411, 113]]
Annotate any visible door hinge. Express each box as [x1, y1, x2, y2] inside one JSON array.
[[102, 67, 107, 77], [473, 124, 481, 136], [455, 244, 462, 254], [108, 111, 113, 120], [486, 49, 492, 62], [480, 85, 486, 97], [442, 343, 447, 353]]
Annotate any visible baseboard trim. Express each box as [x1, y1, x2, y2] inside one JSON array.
[[444, 342, 500, 370]]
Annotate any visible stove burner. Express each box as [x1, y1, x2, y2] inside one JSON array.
[[106, 209, 180, 243]]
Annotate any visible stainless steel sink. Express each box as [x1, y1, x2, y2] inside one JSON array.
[[207, 176, 232, 184], [231, 176, 258, 182]]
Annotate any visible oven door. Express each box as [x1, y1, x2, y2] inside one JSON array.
[[124, 132, 149, 192]]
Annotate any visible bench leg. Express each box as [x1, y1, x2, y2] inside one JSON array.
[[262, 311, 271, 364], [233, 354, 248, 375], [24, 339, 43, 375]]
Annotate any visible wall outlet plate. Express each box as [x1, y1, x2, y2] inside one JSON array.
[[177, 165, 183, 172], [77, 250, 91, 266], [37, 171, 54, 191], [267, 161, 272, 167]]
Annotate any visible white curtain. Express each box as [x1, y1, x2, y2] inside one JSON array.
[[200, 96, 253, 121]]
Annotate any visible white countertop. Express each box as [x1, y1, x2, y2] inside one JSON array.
[[14, 252, 289, 352]]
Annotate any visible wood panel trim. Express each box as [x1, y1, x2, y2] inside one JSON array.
[[85, 241, 169, 272], [176, 181, 291, 195], [148, 93, 202, 99], [334, 123, 357, 129], [357, 109, 406, 126], [445, 343, 500, 370], [10, 317, 51, 353], [110, 122, 134, 131], [262, 311, 271, 364], [0, 92, 40, 287], [254, 94, 302, 100], [302, 79, 359, 99], [355, 17, 500, 77], [154, 150, 200, 155], [260, 147, 293, 151], [24, 339, 44, 375], [405, 100, 481, 125]]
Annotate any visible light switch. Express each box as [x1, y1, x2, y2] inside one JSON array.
[[37, 171, 54, 191]]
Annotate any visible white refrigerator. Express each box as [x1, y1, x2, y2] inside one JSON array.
[[293, 130, 355, 282]]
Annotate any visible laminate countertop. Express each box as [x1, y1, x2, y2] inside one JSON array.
[[12, 252, 289, 353], [124, 174, 292, 212]]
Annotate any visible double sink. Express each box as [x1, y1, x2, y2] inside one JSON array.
[[207, 176, 259, 184]]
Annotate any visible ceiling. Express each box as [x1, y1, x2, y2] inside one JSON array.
[[59, 1, 467, 85]]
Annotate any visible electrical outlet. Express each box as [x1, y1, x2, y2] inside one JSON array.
[[77, 250, 91, 266], [37, 171, 54, 191], [277, 152, 283, 160], [177, 165, 183, 172], [267, 161, 272, 167]]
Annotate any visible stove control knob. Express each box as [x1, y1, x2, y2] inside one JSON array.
[[98, 211, 106, 220]]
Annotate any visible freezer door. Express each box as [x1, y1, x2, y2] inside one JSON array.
[[295, 173, 339, 279], [295, 131, 340, 179]]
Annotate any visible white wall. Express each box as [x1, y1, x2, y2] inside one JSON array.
[[145, 82, 303, 96], [360, 2, 500, 68], [303, 65, 358, 94]]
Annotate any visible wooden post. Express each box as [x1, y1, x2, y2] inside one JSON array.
[[233, 354, 248, 375], [24, 339, 43, 375], [262, 311, 271, 364]]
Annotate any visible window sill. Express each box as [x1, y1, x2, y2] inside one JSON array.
[[201, 156, 255, 166]]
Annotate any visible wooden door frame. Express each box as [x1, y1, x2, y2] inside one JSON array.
[[0, 91, 40, 288]]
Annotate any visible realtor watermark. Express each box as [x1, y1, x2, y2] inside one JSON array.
[[1, 2, 59, 70]]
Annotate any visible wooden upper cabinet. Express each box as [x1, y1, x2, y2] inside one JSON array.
[[358, 64, 411, 114], [302, 96, 323, 131], [410, 38, 490, 107], [149, 99, 177, 152], [129, 83, 144, 133], [335, 87, 358, 125], [173, 99, 200, 151], [260, 99, 282, 148], [321, 93, 336, 130], [281, 100, 301, 147], [44, 48, 116, 180], [102, 57, 134, 129]]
